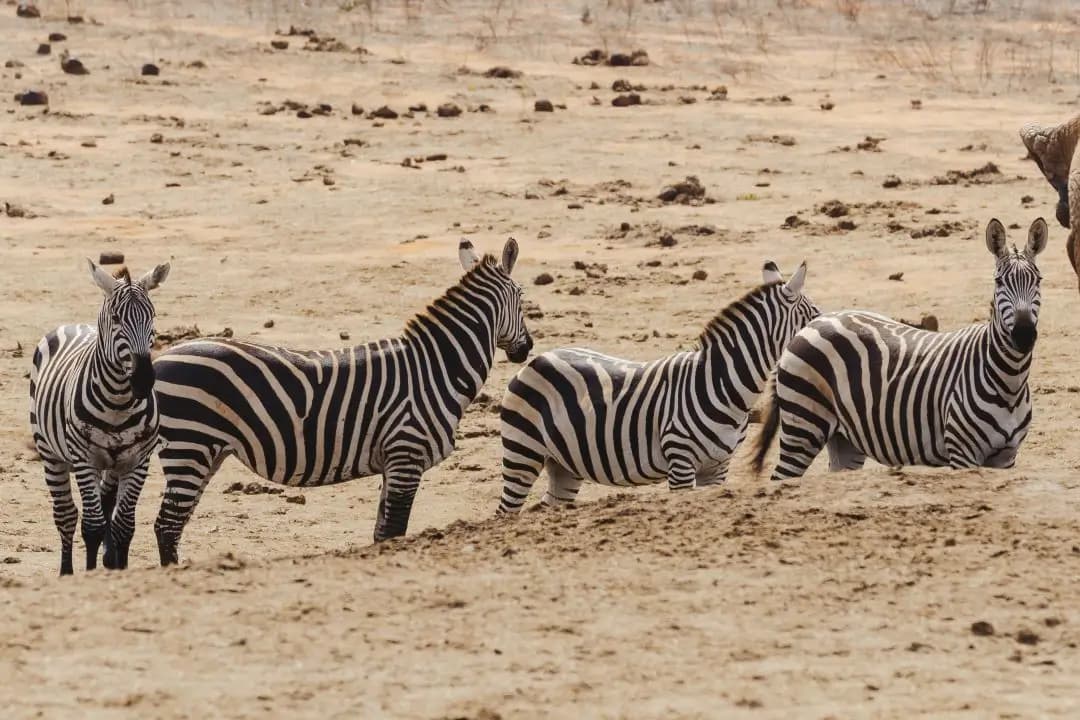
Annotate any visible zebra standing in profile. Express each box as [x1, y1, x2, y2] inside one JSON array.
[[152, 239, 532, 564], [497, 261, 818, 513], [752, 218, 1046, 480], [29, 259, 171, 575]]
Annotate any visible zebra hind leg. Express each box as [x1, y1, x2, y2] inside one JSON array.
[[497, 434, 546, 514], [73, 465, 107, 571], [374, 454, 423, 542], [771, 408, 835, 482], [43, 461, 77, 576], [826, 434, 867, 472], [104, 463, 150, 570], [154, 445, 228, 566], [541, 459, 583, 508]]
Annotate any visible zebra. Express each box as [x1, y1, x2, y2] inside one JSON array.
[[751, 218, 1046, 480], [497, 261, 818, 513], [29, 259, 171, 575], [151, 238, 532, 564]]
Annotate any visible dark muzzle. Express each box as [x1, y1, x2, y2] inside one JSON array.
[[1011, 318, 1038, 354], [505, 335, 533, 364], [130, 354, 156, 399]]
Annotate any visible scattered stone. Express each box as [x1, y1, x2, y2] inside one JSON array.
[[141, 63, 159, 76], [271, 39, 289, 50], [370, 105, 397, 120], [910, 98, 922, 109], [679, 96, 697, 104], [747, 134, 796, 146], [16, 3, 40, 19], [620, 222, 632, 232], [931, 163, 1001, 186], [837, 219, 856, 231], [5, 60, 25, 68], [888, 272, 904, 281], [4, 202, 28, 218], [612, 93, 641, 107], [81, 139, 96, 147], [187, 60, 208, 69], [48, 32, 67, 42], [67, 15, 85, 24], [971, 621, 995, 637], [408, 103, 427, 113], [2, 556, 20, 564], [911, 221, 966, 239], [99, 252, 124, 265], [820, 101, 834, 110], [534, 99, 554, 112], [658, 175, 705, 204], [339, 331, 350, 341], [921, 315, 939, 331], [484, 66, 520, 78], [437, 102, 462, 117], [534, 273, 554, 286], [285, 494, 306, 505], [60, 50, 89, 75], [155, 325, 202, 348], [150, 133, 163, 143], [692, 269, 708, 281], [36, 43, 50, 56], [707, 86, 728, 101], [263, 319, 274, 329], [1016, 629, 1040, 645], [818, 200, 849, 218], [572, 48, 607, 65], [781, 215, 807, 229], [14, 89, 48, 106], [102, 193, 114, 205], [1021, 194, 1034, 204], [609, 49, 650, 66], [425, 153, 447, 162], [658, 233, 677, 248], [612, 79, 646, 92], [883, 175, 902, 189]]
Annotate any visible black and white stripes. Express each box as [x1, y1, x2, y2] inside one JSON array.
[[150, 239, 532, 564], [29, 260, 170, 575], [497, 262, 819, 512], [752, 218, 1047, 479]]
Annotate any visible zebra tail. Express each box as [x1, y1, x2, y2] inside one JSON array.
[[750, 378, 780, 477]]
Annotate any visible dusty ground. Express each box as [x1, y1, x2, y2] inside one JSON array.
[[3, 0, 1080, 717]]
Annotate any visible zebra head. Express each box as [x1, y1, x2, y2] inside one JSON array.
[[761, 260, 820, 347], [88, 259, 171, 400], [458, 238, 533, 363], [985, 218, 1046, 355]]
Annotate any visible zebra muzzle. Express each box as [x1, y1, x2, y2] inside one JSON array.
[[130, 354, 156, 398], [506, 336, 533, 363], [1011, 318, 1037, 354]]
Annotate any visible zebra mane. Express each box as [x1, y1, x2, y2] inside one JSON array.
[[112, 266, 132, 285], [696, 281, 782, 347], [403, 253, 501, 336]]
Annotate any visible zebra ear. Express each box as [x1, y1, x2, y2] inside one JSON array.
[[985, 218, 1008, 259], [459, 239, 481, 271], [785, 261, 807, 295], [137, 262, 171, 292], [762, 261, 783, 284], [1025, 217, 1048, 258], [501, 237, 519, 275], [87, 258, 119, 294]]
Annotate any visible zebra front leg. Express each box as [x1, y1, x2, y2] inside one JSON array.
[[104, 463, 150, 570], [374, 455, 423, 542], [100, 471, 118, 561], [154, 446, 226, 566], [43, 460, 77, 576], [72, 464, 107, 571], [541, 459, 583, 508]]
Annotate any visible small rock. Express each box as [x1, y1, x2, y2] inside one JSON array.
[[285, 494, 306, 505], [271, 40, 289, 50], [609, 49, 649, 66], [567, 203, 583, 210], [534, 273, 554, 286], [659, 233, 677, 248], [1021, 194, 1034, 204], [888, 272, 904, 281], [16, 3, 41, 19], [36, 43, 50, 56], [612, 93, 641, 107], [484, 66, 521, 78], [150, 133, 163, 144], [620, 222, 631, 232], [425, 153, 447, 162], [1016, 629, 1040, 645], [5, 60, 25, 68], [534, 99, 554, 112], [882, 175, 902, 189], [820, 101, 834, 110], [437, 102, 462, 117], [971, 621, 995, 637], [60, 50, 89, 75], [351, 103, 364, 116], [921, 314, 939, 331], [49, 32, 67, 42], [223, 481, 245, 494], [339, 331, 350, 341], [102, 194, 115, 205], [837, 220, 856, 231], [2, 556, 21, 564], [910, 99, 922, 109], [141, 63, 160, 76], [263, 319, 274, 329], [322, 176, 335, 186], [15, 89, 48, 106], [370, 105, 397, 120], [658, 175, 705, 204], [781, 215, 806, 229], [818, 199, 849, 218], [692, 269, 708, 281]]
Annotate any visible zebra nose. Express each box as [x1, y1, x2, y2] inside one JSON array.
[[130, 354, 156, 398], [1011, 317, 1037, 354]]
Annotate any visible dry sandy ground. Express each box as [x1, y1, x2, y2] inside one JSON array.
[[2, 0, 1080, 717]]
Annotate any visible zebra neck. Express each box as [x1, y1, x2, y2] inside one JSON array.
[[85, 343, 139, 412], [700, 318, 774, 412], [983, 322, 1031, 399], [403, 304, 495, 412]]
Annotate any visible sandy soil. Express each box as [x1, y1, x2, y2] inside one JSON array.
[[2, 0, 1080, 717]]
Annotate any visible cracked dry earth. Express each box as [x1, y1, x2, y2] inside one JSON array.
[[4, 0, 1080, 717]]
